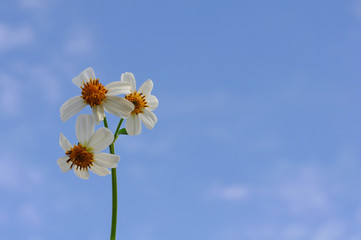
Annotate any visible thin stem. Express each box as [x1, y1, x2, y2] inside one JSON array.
[[103, 117, 121, 240], [109, 169, 117, 240], [113, 118, 124, 144]]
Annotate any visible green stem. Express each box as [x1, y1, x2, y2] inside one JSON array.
[[113, 118, 124, 144], [103, 117, 123, 240]]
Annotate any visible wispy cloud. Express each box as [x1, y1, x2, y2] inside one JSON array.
[[64, 26, 95, 57], [276, 167, 330, 214], [311, 221, 345, 240], [281, 224, 308, 240], [17, 203, 42, 227], [0, 23, 34, 52], [351, 0, 361, 19], [215, 221, 349, 240], [0, 73, 22, 117], [6, 63, 63, 104], [27, 65, 62, 104], [0, 150, 44, 192], [207, 183, 249, 201], [17, 0, 56, 11]]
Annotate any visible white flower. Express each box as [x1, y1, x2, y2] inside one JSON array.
[[57, 114, 120, 179], [120, 72, 159, 135], [60, 67, 134, 124]]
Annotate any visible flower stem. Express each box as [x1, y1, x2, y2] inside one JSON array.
[[113, 118, 124, 144], [103, 117, 123, 240]]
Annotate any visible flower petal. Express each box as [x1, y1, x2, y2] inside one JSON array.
[[92, 104, 105, 124], [138, 79, 153, 96], [121, 72, 136, 92], [73, 168, 89, 179], [140, 108, 157, 130], [76, 114, 95, 145], [59, 133, 72, 152], [94, 153, 120, 168], [57, 156, 71, 173], [87, 127, 114, 152], [72, 67, 96, 88], [146, 95, 159, 111], [126, 114, 142, 135], [60, 96, 87, 122], [103, 96, 134, 118], [90, 164, 111, 176], [106, 81, 132, 96]]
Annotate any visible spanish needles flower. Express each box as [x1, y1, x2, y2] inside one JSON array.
[[121, 72, 159, 135], [60, 67, 134, 124], [57, 114, 120, 179]]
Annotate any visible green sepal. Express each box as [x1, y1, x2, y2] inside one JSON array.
[[118, 128, 128, 135]]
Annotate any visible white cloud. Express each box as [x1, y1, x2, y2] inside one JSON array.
[[0, 74, 22, 116], [207, 183, 249, 201], [215, 221, 349, 240], [17, 203, 42, 227], [281, 224, 308, 239], [64, 26, 95, 57], [276, 166, 330, 214], [0, 23, 34, 52], [27, 65, 62, 103], [18, 0, 57, 11], [352, 0, 361, 19], [6, 63, 62, 104], [0, 154, 22, 189], [0, 150, 44, 192], [311, 222, 345, 240], [18, 0, 44, 9]]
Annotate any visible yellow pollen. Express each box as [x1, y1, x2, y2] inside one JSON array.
[[66, 144, 94, 171], [81, 79, 108, 107], [125, 91, 148, 115]]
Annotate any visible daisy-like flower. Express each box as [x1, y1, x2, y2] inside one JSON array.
[[60, 67, 134, 124], [121, 72, 159, 135], [57, 114, 120, 179]]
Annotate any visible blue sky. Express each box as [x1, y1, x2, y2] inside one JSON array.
[[1, 0, 361, 239]]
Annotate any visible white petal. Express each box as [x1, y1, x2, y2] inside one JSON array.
[[92, 104, 105, 124], [57, 156, 71, 173], [121, 72, 136, 92], [90, 164, 111, 176], [105, 81, 132, 96], [73, 168, 89, 179], [103, 96, 134, 118], [87, 127, 114, 152], [60, 96, 87, 122], [146, 95, 159, 111], [59, 133, 72, 152], [126, 114, 141, 135], [76, 115, 95, 145], [140, 108, 157, 130], [72, 67, 96, 88], [94, 153, 120, 168], [138, 79, 153, 96]]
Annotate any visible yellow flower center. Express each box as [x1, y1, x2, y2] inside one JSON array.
[[81, 79, 108, 107], [66, 144, 94, 171], [125, 91, 148, 115]]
